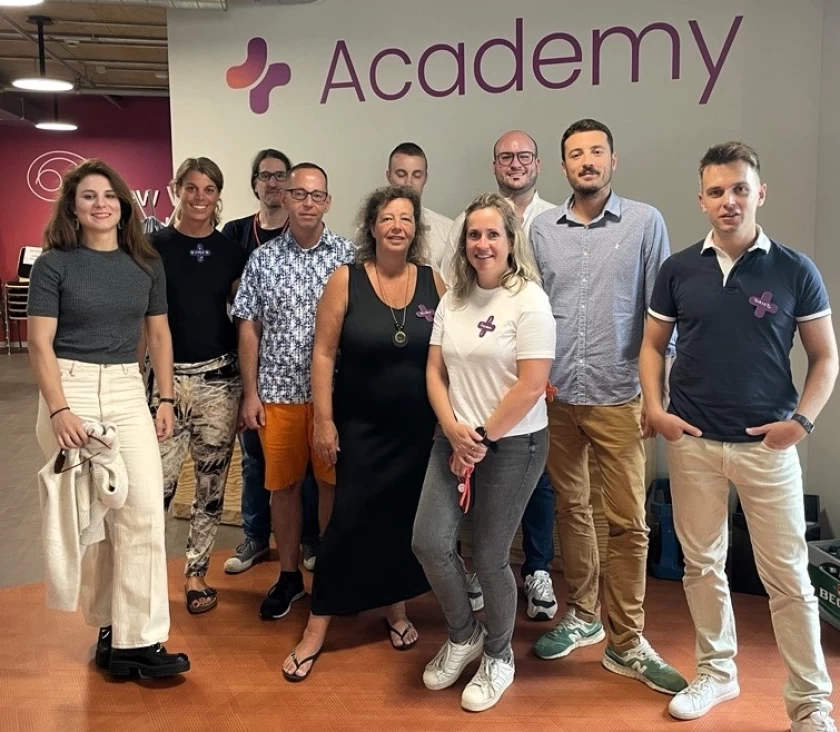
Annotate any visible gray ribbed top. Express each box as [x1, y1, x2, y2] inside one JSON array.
[[28, 246, 167, 365]]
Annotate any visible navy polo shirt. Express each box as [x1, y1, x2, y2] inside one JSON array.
[[649, 229, 830, 442]]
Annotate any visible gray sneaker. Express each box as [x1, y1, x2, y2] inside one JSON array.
[[302, 542, 317, 572], [224, 539, 269, 574]]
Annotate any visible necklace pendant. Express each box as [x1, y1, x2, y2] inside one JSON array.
[[393, 328, 408, 348]]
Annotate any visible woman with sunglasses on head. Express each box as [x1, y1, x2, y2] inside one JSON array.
[[412, 192, 555, 712], [27, 158, 189, 679], [149, 157, 248, 614]]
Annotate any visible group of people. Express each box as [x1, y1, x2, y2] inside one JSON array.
[[25, 116, 837, 730]]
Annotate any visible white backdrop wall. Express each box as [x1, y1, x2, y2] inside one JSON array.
[[168, 0, 839, 530]]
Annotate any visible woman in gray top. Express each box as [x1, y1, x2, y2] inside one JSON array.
[[27, 158, 190, 679]]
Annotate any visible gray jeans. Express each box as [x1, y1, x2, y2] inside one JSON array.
[[412, 428, 548, 658]]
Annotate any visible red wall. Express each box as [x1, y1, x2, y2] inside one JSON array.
[[0, 97, 174, 285]]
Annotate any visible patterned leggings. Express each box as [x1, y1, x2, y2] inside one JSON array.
[[150, 353, 242, 577]]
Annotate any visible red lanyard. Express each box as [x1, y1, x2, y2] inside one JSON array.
[[449, 455, 474, 514], [252, 214, 289, 248]]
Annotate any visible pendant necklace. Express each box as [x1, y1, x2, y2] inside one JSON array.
[[374, 262, 411, 348]]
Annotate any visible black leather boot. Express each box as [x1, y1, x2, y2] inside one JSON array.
[[95, 627, 112, 669], [108, 643, 190, 679]]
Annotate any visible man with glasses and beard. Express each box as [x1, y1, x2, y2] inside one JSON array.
[[529, 118, 685, 697], [232, 163, 355, 619], [223, 149, 292, 254], [439, 130, 560, 626]]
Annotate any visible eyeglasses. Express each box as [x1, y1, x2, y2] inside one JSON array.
[[256, 171, 288, 182], [495, 151, 536, 167], [53, 433, 110, 475], [286, 188, 329, 204]]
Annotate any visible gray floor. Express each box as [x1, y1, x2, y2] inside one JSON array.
[[0, 353, 244, 588]]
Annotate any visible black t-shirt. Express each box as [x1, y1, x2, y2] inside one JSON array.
[[151, 227, 248, 363], [650, 236, 831, 442], [221, 214, 288, 255]]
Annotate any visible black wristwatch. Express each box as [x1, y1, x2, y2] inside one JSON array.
[[475, 426, 499, 453], [791, 413, 814, 434]]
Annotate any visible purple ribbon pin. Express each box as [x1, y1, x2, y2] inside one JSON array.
[[749, 291, 778, 319], [478, 315, 496, 337], [416, 304, 435, 322]]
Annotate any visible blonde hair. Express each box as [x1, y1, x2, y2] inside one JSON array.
[[450, 192, 541, 305]]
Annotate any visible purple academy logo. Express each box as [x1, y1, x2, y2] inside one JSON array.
[[226, 15, 744, 114], [226, 37, 292, 114]]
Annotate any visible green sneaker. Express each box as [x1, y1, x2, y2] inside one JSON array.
[[533, 609, 606, 660], [602, 637, 688, 694]]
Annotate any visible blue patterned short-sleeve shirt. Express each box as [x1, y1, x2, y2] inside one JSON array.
[[231, 225, 355, 404]]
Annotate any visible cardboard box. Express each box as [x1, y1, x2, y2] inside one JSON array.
[[808, 539, 840, 632]]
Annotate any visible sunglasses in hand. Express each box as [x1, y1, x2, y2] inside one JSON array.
[[53, 433, 112, 475]]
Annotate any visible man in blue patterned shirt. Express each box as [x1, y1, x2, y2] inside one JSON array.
[[530, 119, 686, 695], [232, 162, 355, 619]]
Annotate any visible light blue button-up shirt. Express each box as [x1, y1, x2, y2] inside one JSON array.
[[530, 191, 670, 405]]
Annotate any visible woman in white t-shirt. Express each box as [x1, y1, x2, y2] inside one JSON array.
[[412, 192, 555, 712]]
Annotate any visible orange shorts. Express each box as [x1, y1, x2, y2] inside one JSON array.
[[259, 403, 335, 490]]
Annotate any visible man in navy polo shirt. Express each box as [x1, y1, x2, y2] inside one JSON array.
[[641, 141, 837, 731]]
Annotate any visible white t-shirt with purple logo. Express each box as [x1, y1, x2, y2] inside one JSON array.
[[431, 279, 555, 438]]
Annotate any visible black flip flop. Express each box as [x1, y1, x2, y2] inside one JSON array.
[[385, 619, 418, 651], [186, 586, 218, 615], [283, 649, 322, 682]]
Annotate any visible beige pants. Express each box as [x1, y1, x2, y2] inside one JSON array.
[[667, 435, 832, 722], [547, 397, 648, 651], [37, 359, 170, 649]]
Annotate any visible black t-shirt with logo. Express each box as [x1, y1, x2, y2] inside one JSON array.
[[151, 226, 248, 363]]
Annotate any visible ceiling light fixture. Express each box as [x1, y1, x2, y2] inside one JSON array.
[[12, 16, 73, 92], [36, 95, 77, 131]]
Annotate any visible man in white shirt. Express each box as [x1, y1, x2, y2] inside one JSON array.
[[439, 130, 555, 286], [439, 129, 560, 623], [386, 142, 453, 271]]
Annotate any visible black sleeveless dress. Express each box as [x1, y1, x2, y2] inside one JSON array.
[[310, 263, 439, 615]]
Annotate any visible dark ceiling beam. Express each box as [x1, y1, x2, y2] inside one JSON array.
[[0, 89, 47, 124]]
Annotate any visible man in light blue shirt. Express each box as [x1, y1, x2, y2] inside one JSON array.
[[530, 119, 685, 695]]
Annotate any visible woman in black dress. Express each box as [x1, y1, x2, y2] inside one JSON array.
[[282, 185, 444, 681]]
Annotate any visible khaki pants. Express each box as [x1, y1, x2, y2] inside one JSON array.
[[37, 359, 170, 649], [547, 397, 648, 651], [668, 435, 832, 722]]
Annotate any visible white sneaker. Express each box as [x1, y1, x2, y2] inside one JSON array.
[[668, 674, 740, 720], [422, 624, 485, 691], [791, 710, 838, 732], [523, 571, 558, 621], [461, 653, 515, 712]]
